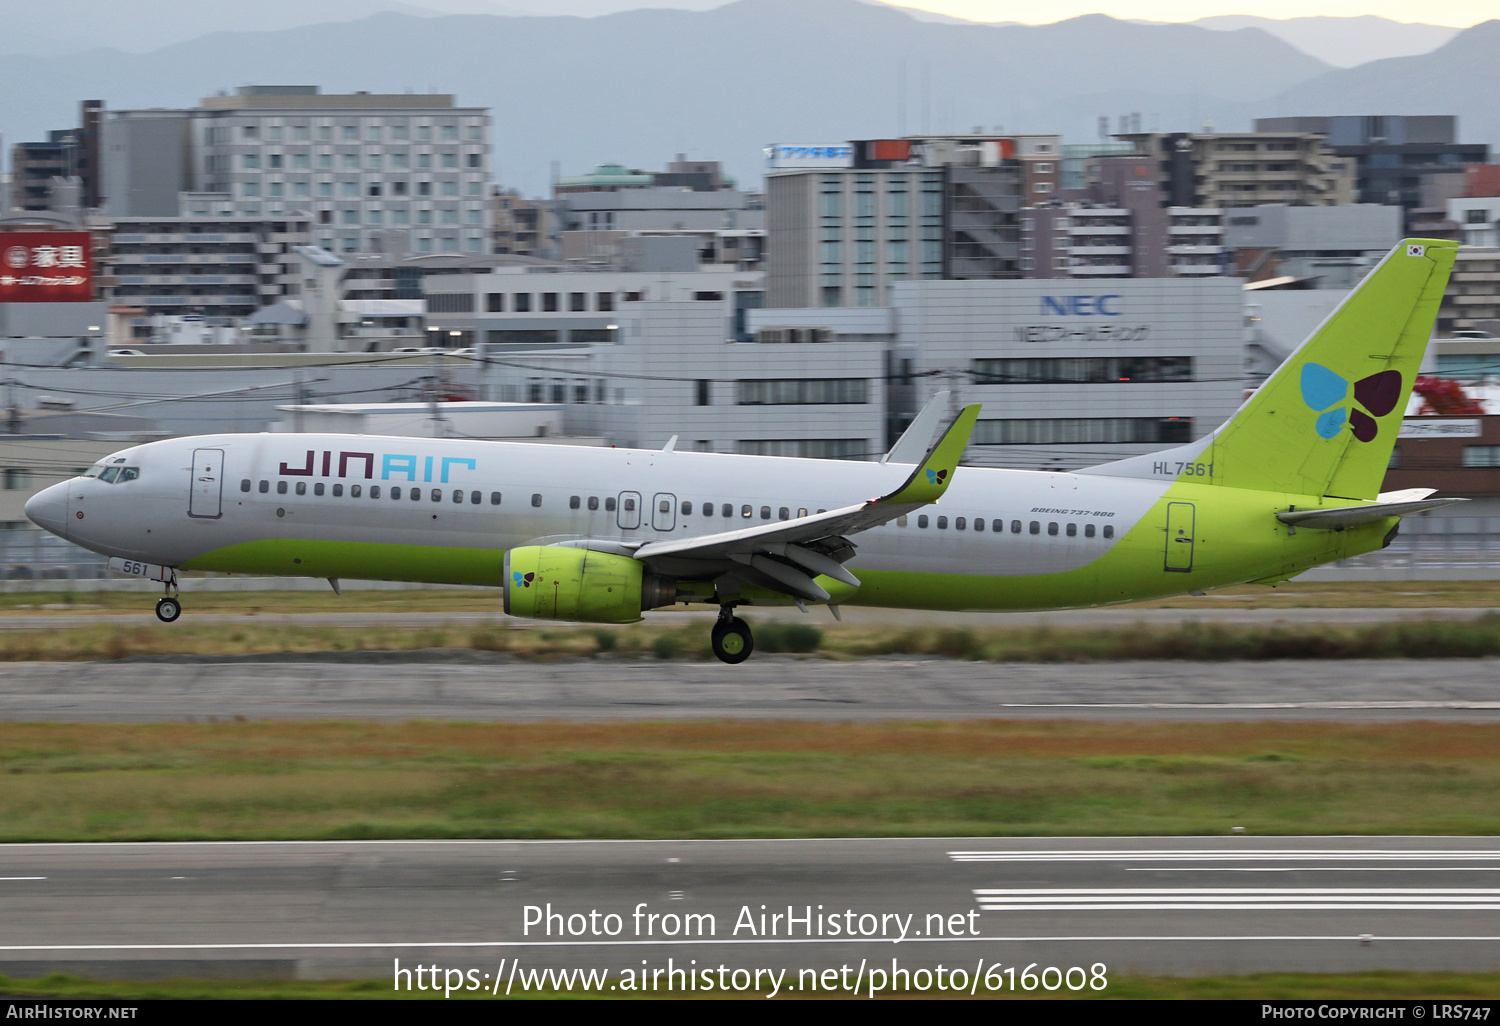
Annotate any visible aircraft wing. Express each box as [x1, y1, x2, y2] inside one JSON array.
[[628, 405, 981, 601]]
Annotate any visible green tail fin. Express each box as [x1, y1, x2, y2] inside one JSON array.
[[1086, 239, 1457, 500]]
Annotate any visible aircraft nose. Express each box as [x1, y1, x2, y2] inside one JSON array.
[[24, 483, 69, 539]]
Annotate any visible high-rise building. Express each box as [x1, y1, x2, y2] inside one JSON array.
[[100, 87, 492, 258], [1117, 130, 1356, 209], [1254, 116, 1489, 213], [1021, 156, 1226, 279], [7, 101, 103, 217]]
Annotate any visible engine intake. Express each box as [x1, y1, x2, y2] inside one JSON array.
[[503, 545, 675, 623]]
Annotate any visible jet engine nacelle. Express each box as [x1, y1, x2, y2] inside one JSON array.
[[502, 545, 676, 624]]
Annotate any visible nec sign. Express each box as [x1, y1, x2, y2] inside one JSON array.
[[1041, 295, 1122, 316]]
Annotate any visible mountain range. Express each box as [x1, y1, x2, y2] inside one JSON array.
[[0, 0, 1493, 198]]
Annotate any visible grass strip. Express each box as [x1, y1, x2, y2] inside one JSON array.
[[6, 616, 1500, 662], [0, 970, 1497, 1000], [1, 721, 1499, 841], [4, 580, 1500, 616]]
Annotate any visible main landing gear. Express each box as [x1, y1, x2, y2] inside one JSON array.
[[711, 608, 753, 664]]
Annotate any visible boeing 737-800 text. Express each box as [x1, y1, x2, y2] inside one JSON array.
[[24, 239, 1461, 662]]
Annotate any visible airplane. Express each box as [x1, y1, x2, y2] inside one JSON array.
[[25, 238, 1461, 663]]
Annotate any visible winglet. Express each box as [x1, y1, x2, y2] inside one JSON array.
[[880, 403, 980, 505]]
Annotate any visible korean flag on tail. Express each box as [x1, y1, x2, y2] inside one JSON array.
[[1406, 244, 1426, 258]]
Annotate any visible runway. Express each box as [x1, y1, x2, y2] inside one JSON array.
[[0, 605, 1494, 631], [1, 837, 1496, 985], [0, 656, 1497, 721]]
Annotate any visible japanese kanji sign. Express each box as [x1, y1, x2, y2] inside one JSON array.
[[0, 232, 92, 303]]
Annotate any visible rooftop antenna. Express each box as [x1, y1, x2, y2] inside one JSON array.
[[897, 59, 907, 136]]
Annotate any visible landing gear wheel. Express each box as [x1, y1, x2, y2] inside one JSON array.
[[155, 596, 181, 623], [711, 616, 753, 664]]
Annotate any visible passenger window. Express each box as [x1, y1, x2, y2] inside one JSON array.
[[1085, 523, 1096, 538], [993, 519, 1003, 533], [412, 489, 421, 501], [240, 479, 252, 493], [473, 491, 483, 504], [798, 508, 808, 518], [1048, 522, 1058, 536], [897, 515, 908, 527], [622, 497, 634, 512], [918, 515, 929, 528], [1012, 520, 1021, 534], [492, 492, 503, 506], [429, 489, 439, 502], [99, 466, 120, 483], [1066, 523, 1077, 537], [391, 486, 402, 499], [276, 481, 288, 494], [452, 490, 462, 503], [721, 503, 733, 517], [659, 499, 671, 514], [703, 502, 713, 516], [1029, 521, 1040, 535], [681, 500, 692, 515], [295, 482, 306, 495], [974, 518, 983, 532], [333, 484, 344, 497], [604, 496, 615, 512], [259, 480, 269, 493], [532, 493, 543, 508], [370, 485, 381, 498], [314, 483, 325, 496], [937, 516, 948, 529], [570, 496, 581, 510], [741, 505, 752, 518], [1103, 525, 1114, 539], [760, 506, 771, 520], [955, 517, 966, 530], [351, 484, 362, 497], [779, 507, 789, 521]]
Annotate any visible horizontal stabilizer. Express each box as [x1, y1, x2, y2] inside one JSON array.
[[1277, 497, 1468, 530]]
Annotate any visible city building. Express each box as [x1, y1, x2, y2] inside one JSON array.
[[491, 187, 556, 259], [1222, 204, 1403, 288], [1450, 197, 1500, 248], [1116, 130, 1356, 209], [763, 135, 1078, 308], [101, 212, 312, 329], [551, 158, 764, 271], [751, 277, 1245, 468], [101, 86, 492, 257], [1254, 116, 1489, 216], [422, 265, 764, 346], [1437, 247, 1500, 337], [7, 101, 102, 216], [474, 302, 887, 457], [1021, 156, 1226, 279]]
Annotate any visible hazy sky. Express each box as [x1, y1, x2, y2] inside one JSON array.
[[888, 1, 1496, 25]]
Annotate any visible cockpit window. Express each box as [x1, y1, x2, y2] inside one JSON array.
[[87, 464, 140, 484]]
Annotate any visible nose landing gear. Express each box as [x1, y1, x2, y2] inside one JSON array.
[[154, 570, 182, 623], [710, 607, 753, 664]]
